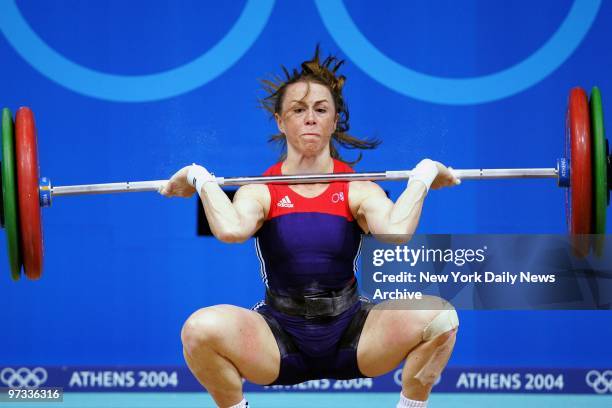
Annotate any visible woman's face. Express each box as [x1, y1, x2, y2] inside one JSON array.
[[275, 81, 338, 157]]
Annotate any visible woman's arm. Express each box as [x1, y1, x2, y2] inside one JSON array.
[[350, 159, 459, 238], [159, 165, 269, 243], [200, 183, 269, 243], [350, 181, 426, 237]]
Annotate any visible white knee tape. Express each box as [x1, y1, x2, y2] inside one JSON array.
[[422, 308, 459, 342]]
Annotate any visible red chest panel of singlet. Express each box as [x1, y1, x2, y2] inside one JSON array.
[[264, 159, 355, 221]]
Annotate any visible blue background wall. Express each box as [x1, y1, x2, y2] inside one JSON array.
[[1, 0, 611, 369]]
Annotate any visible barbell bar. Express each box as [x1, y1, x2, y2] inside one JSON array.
[[47, 167, 560, 198], [1, 87, 610, 280]]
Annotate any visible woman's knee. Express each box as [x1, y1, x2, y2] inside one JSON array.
[[398, 296, 459, 342], [181, 304, 236, 354], [417, 297, 459, 342]]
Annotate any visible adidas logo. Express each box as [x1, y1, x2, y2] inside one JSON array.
[[277, 195, 294, 208]]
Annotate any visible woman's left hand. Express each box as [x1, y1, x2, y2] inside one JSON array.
[[430, 161, 461, 190]]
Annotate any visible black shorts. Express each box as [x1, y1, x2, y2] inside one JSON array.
[[253, 296, 374, 385]]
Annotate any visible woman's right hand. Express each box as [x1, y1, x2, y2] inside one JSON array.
[[158, 165, 196, 198]]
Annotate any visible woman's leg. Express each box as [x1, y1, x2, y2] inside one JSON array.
[[181, 304, 281, 407], [356, 297, 458, 401]]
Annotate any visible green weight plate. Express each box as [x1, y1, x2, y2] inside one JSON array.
[[590, 87, 607, 235], [2, 108, 22, 280]]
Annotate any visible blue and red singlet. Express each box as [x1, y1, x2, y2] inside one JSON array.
[[255, 159, 362, 297], [253, 159, 373, 385]]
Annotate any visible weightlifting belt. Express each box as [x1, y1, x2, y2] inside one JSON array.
[[266, 281, 359, 319]]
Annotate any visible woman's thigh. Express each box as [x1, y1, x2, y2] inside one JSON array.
[[182, 304, 281, 385], [356, 299, 441, 377]]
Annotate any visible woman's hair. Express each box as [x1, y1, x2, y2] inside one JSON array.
[[260, 46, 380, 165]]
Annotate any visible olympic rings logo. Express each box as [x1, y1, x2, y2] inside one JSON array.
[[0, 0, 274, 102], [585, 370, 612, 394], [0, 0, 601, 104], [0, 367, 48, 388], [393, 369, 402, 386]]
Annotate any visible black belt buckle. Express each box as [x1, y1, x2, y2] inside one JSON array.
[[304, 296, 335, 318]]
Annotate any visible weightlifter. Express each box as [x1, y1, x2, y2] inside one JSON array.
[[160, 48, 460, 408]]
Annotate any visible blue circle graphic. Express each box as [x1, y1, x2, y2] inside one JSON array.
[[0, 0, 275, 102], [315, 0, 600, 105]]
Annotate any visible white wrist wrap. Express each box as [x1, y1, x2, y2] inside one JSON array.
[[408, 159, 438, 192], [187, 164, 215, 194]]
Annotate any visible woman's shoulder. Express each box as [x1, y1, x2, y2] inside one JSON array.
[[333, 159, 355, 174], [263, 162, 283, 176]]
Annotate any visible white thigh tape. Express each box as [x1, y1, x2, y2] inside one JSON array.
[[422, 309, 459, 342]]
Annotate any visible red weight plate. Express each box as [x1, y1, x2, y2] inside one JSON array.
[[15, 107, 43, 280], [565, 88, 592, 256]]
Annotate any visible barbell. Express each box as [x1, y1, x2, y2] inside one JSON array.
[[1, 87, 610, 281]]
